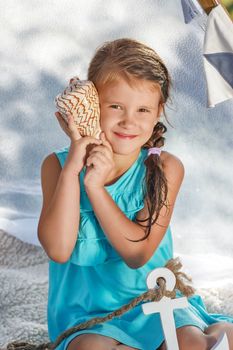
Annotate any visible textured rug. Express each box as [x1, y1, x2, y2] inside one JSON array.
[[0, 230, 49, 349], [0, 229, 233, 349]]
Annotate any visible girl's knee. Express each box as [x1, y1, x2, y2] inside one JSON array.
[[205, 322, 233, 347], [177, 325, 214, 350]]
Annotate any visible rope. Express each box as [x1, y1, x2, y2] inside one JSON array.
[[6, 257, 195, 350]]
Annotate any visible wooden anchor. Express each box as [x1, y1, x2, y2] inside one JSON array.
[[142, 267, 229, 350]]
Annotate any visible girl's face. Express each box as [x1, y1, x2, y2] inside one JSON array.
[[98, 76, 163, 155]]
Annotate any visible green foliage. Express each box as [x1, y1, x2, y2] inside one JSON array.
[[221, 0, 233, 19]]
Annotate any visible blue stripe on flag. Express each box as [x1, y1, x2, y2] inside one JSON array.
[[181, 0, 201, 23], [204, 52, 233, 88]]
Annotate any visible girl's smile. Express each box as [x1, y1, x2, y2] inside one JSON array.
[[114, 132, 138, 139]]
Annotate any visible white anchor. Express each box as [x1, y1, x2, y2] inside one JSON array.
[[142, 267, 229, 350]]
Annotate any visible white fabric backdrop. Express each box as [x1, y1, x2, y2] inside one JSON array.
[[0, 0, 233, 288]]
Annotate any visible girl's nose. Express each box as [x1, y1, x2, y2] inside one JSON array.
[[119, 111, 136, 126]]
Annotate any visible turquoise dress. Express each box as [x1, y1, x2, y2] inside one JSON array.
[[48, 145, 233, 350]]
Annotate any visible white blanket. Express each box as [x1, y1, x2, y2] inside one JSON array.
[[0, 230, 232, 349]]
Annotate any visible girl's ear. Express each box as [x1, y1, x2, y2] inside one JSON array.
[[158, 102, 164, 117], [154, 103, 164, 124]]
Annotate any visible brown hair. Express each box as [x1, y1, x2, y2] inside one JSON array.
[[88, 38, 172, 241]]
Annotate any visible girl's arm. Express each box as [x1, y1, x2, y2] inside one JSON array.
[[37, 154, 81, 263], [86, 152, 184, 269], [37, 113, 102, 263]]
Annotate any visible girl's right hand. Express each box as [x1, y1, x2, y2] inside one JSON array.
[[55, 111, 102, 175]]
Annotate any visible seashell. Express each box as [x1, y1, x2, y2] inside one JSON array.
[[54, 76, 102, 139]]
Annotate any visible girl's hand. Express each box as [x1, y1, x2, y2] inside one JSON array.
[[55, 111, 102, 175], [55, 111, 80, 141], [84, 132, 115, 189]]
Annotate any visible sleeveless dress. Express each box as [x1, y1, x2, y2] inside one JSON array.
[[48, 145, 233, 350]]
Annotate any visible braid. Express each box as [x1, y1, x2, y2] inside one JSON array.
[[129, 122, 169, 242]]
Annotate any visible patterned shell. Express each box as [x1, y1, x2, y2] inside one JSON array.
[[54, 77, 102, 139]]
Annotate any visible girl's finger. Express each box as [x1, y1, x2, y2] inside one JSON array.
[[86, 152, 108, 167], [89, 145, 112, 161], [55, 112, 68, 126], [55, 112, 71, 137], [55, 111, 66, 123], [100, 132, 113, 153], [67, 114, 82, 140]]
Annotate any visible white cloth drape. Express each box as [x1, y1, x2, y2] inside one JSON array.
[[203, 4, 233, 107]]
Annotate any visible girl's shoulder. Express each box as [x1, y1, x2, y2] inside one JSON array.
[[41, 145, 70, 170], [41, 152, 63, 171], [160, 150, 185, 179], [160, 150, 184, 166]]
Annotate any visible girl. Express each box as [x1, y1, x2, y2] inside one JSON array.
[[38, 38, 233, 350]]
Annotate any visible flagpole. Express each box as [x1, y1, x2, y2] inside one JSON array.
[[197, 0, 232, 20], [197, 0, 219, 14]]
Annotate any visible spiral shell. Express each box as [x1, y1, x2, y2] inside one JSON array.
[[54, 77, 101, 139]]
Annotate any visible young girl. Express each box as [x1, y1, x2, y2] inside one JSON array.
[[38, 38, 233, 350]]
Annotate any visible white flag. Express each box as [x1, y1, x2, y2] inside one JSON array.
[[181, 0, 204, 23], [203, 5, 233, 107]]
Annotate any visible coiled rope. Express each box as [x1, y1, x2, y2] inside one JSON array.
[[6, 257, 195, 350]]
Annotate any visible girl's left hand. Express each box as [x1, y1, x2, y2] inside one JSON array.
[[55, 111, 81, 141], [84, 132, 115, 190]]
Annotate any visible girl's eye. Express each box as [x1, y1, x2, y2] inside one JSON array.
[[139, 108, 150, 113], [110, 105, 121, 109]]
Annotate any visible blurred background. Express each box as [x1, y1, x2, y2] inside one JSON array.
[[222, 0, 233, 18], [0, 0, 232, 286]]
